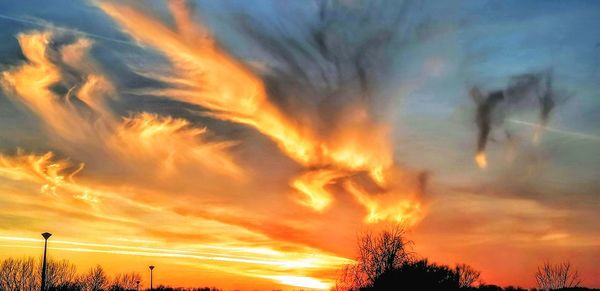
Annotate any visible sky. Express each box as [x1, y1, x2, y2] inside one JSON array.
[[0, 0, 599, 290]]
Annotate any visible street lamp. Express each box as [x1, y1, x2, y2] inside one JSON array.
[[149, 265, 155, 290], [40, 232, 52, 291], [136, 280, 140, 291]]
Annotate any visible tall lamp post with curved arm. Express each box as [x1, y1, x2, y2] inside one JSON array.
[[40, 232, 52, 291]]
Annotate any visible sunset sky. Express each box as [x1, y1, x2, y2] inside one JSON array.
[[0, 0, 599, 290]]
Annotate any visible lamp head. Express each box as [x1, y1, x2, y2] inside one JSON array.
[[149, 265, 155, 270], [41, 232, 52, 240]]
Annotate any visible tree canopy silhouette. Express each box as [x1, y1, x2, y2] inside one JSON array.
[[368, 259, 459, 291], [337, 225, 413, 290], [535, 261, 582, 290]]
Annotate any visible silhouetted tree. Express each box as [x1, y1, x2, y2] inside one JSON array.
[[338, 225, 413, 290], [456, 263, 481, 288], [536, 261, 582, 290], [108, 272, 141, 291], [0, 257, 38, 291], [46, 259, 78, 289], [81, 265, 108, 291]]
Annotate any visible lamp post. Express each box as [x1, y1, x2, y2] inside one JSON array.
[[40, 232, 52, 291], [149, 265, 155, 290]]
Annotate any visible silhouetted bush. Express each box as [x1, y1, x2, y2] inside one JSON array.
[[151, 286, 220, 291], [108, 272, 141, 291], [503, 286, 528, 291], [48, 282, 84, 291], [474, 284, 503, 291], [364, 259, 459, 291], [554, 288, 600, 291]]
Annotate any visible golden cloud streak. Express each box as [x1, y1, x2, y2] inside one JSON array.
[[0, 30, 244, 180], [110, 113, 244, 179], [0, 238, 330, 268], [0, 151, 348, 289], [1, 32, 95, 141], [0, 2, 426, 288], [97, 0, 423, 223], [0, 235, 348, 289]]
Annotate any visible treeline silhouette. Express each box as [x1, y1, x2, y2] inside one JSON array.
[[144, 288, 219, 291], [1, 230, 597, 291], [0, 257, 219, 291], [335, 225, 597, 291]]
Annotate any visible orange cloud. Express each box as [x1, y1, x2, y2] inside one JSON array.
[[0, 30, 244, 182], [96, 0, 424, 224]]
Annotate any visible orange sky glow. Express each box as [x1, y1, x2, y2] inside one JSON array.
[[0, 0, 598, 290]]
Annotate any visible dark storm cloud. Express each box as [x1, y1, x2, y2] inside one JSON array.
[[231, 1, 426, 112], [469, 69, 564, 155]]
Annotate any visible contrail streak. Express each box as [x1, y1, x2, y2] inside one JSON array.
[[0, 13, 137, 47], [0, 235, 350, 268], [508, 119, 600, 142], [0, 244, 289, 266]]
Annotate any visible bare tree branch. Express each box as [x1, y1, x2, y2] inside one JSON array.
[[456, 263, 481, 288], [339, 224, 413, 290], [535, 261, 582, 290]]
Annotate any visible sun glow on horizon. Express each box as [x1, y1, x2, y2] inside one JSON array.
[[0, 235, 349, 289]]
